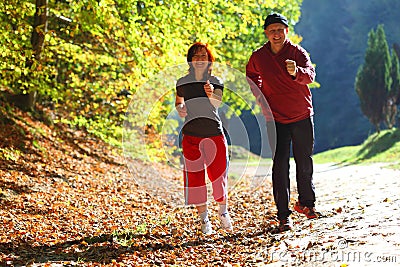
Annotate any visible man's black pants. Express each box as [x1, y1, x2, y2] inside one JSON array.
[[267, 117, 316, 220]]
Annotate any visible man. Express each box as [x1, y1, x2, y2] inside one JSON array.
[[246, 13, 318, 232]]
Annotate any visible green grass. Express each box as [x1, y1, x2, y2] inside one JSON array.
[[313, 128, 400, 169], [228, 145, 261, 161]]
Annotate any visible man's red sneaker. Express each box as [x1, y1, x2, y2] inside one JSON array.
[[294, 202, 318, 219]]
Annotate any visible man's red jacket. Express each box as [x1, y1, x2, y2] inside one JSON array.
[[246, 39, 316, 124]]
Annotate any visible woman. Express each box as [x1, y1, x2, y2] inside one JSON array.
[[175, 42, 232, 234]]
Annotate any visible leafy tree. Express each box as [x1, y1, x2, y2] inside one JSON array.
[[387, 48, 400, 126], [1, 0, 304, 159], [394, 43, 400, 106], [355, 24, 392, 132], [0, 1, 35, 96]]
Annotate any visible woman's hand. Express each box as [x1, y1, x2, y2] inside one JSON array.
[[176, 103, 187, 118], [204, 80, 214, 98]]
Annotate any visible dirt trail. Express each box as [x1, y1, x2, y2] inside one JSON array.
[[240, 161, 400, 266]]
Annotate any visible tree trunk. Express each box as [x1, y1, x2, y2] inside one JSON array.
[[6, 91, 37, 111], [375, 124, 381, 134], [31, 0, 48, 61], [16, 0, 48, 110]]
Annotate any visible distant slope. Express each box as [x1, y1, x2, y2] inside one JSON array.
[[313, 128, 400, 168]]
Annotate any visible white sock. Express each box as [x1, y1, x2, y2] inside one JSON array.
[[199, 210, 209, 223], [219, 204, 228, 216]]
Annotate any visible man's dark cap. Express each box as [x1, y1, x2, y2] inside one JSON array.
[[263, 13, 289, 29]]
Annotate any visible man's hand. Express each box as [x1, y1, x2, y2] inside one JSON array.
[[285, 59, 297, 77]]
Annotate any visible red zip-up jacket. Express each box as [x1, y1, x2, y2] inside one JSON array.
[[246, 39, 315, 124]]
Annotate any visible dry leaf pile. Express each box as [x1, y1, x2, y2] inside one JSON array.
[[0, 106, 279, 266]]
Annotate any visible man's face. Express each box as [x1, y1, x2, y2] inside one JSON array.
[[264, 23, 288, 46]]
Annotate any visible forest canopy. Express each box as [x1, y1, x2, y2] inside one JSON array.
[[1, 0, 304, 159]]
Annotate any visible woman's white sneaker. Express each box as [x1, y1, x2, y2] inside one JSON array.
[[219, 213, 233, 231], [201, 219, 213, 235]]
